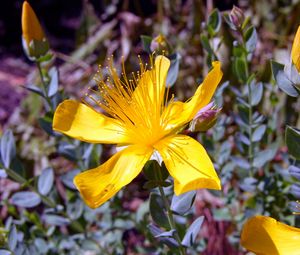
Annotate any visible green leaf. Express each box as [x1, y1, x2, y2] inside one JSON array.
[[48, 67, 59, 97], [143, 160, 169, 181], [286, 126, 300, 159], [8, 225, 17, 251], [0, 250, 11, 255], [0, 130, 16, 168], [43, 214, 70, 226], [271, 60, 299, 97], [148, 224, 179, 248], [38, 167, 54, 196], [235, 58, 247, 82], [149, 193, 169, 229], [34, 238, 48, 254], [143, 180, 171, 190], [200, 34, 213, 55], [141, 35, 152, 53], [23, 85, 45, 97], [181, 216, 204, 247], [38, 112, 55, 136], [276, 70, 299, 97], [11, 191, 41, 208], [208, 9, 221, 34], [171, 191, 196, 215], [166, 53, 181, 86], [244, 26, 257, 53], [271, 60, 284, 79], [253, 143, 278, 168], [252, 125, 266, 142], [250, 82, 263, 106]]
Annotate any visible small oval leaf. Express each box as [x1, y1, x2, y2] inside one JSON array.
[[11, 191, 41, 208], [38, 167, 54, 196]]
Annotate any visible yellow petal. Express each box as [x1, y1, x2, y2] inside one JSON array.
[[292, 26, 300, 73], [53, 100, 130, 144], [133, 55, 170, 109], [154, 135, 221, 194], [162, 61, 222, 130], [241, 216, 300, 255], [74, 145, 153, 208], [22, 1, 45, 45]]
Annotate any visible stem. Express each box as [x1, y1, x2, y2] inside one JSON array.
[[158, 186, 186, 255], [36, 61, 47, 94], [36, 61, 53, 111], [157, 0, 163, 31], [247, 81, 254, 176], [239, 28, 254, 176], [5, 168, 56, 208]]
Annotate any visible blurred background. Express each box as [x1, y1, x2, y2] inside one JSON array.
[[1, 1, 300, 254]]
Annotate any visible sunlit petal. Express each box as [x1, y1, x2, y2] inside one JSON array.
[[74, 145, 153, 208], [292, 26, 300, 73], [133, 55, 170, 107], [241, 215, 300, 255], [162, 61, 222, 130], [53, 100, 130, 144], [154, 135, 221, 194], [22, 1, 45, 45]]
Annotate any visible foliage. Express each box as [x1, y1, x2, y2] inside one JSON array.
[[1, 1, 300, 254]]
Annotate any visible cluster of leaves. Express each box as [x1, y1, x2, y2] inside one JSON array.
[[1, 1, 300, 254]]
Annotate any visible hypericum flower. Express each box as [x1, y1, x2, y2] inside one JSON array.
[[241, 215, 300, 255], [22, 1, 48, 59], [53, 55, 223, 208], [292, 25, 300, 73]]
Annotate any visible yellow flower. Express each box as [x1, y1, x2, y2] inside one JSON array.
[[53, 55, 223, 208], [241, 215, 300, 255], [21, 1, 48, 59], [22, 1, 45, 46], [292, 26, 300, 73]]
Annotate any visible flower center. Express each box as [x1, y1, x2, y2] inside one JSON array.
[[85, 56, 170, 146]]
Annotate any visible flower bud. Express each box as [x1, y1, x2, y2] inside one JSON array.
[[292, 26, 300, 73], [22, 1, 49, 60], [229, 6, 245, 30], [289, 165, 300, 181], [150, 34, 169, 54], [189, 102, 221, 132]]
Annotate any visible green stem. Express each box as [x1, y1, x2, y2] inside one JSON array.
[[157, 186, 186, 255], [5, 168, 56, 208], [157, 0, 163, 32], [240, 29, 254, 176], [36, 61, 53, 111], [247, 80, 254, 176]]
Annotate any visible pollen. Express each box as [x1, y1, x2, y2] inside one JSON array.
[[84, 55, 171, 146]]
